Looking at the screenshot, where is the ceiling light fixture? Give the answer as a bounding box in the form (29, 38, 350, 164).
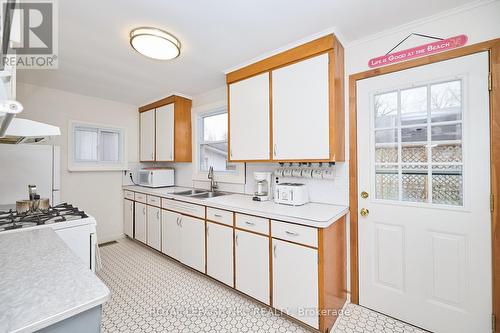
(129, 27, 181, 60)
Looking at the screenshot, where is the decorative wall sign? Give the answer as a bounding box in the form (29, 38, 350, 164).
(368, 34, 468, 68)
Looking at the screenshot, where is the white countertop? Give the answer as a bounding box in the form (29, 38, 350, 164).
(0, 228, 110, 333)
(123, 185, 348, 228)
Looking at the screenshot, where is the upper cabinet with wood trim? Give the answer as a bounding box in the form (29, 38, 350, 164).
(226, 34, 345, 162)
(139, 95, 192, 162)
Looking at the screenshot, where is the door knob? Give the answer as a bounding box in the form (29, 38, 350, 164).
(361, 191, 369, 199)
(360, 208, 369, 217)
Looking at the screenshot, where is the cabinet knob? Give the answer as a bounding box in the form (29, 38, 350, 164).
(273, 144, 277, 158)
(273, 244, 277, 258)
(235, 233, 238, 246)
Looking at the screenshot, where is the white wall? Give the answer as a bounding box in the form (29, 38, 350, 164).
(17, 83, 138, 243)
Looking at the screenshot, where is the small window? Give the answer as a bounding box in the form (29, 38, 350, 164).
(198, 111, 236, 173)
(69, 121, 127, 171)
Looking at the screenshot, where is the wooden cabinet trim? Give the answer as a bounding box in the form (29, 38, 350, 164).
(226, 35, 335, 84)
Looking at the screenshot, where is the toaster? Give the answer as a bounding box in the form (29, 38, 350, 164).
(274, 183, 309, 206)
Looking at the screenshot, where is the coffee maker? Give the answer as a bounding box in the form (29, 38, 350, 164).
(252, 172, 272, 201)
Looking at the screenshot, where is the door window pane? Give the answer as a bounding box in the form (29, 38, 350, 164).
(402, 126, 427, 142)
(375, 129, 398, 144)
(375, 92, 397, 128)
(375, 165, 398, 200)
(431, 80, 461, 123)
(402, 144, 427, 163)
(432, 166, 463, 206)
(401, 86, 427, 125)
(376, 145, 398, 163)
(402, 166, 428, 203)
(431, 123, 462, 141)
(432, 143, 462, 163)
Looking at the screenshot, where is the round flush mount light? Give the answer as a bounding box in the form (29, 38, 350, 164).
(129, 27, 181, 60)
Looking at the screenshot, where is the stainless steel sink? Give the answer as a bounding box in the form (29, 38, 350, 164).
(172, 189, 208, 196)
(190, 191, 228, 199)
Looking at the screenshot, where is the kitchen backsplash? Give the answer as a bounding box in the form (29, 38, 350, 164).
(123, 162, 348, 206)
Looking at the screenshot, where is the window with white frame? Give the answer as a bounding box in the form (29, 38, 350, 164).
(69, 121, 127, 171)
(199, 111, 236, 172)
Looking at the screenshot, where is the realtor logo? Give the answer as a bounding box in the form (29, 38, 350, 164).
(1, 0, 58, 69)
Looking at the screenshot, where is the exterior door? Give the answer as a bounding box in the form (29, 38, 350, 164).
(357, 52, 491, 333)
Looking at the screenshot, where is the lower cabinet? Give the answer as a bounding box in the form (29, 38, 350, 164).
(146, 206, 161, 251)
(161, 210, 205, 273)
(134, 202, 147, 243)
(272, 239, 319, 329)
(180, 215, 206, 273)
(206, 222, 233, 286)
(235, 230, 270, 305)
(161, 210, 181, 260)
(123, 199, 134, 237)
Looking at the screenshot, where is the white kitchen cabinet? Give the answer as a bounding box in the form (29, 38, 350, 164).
(134, 202, 147, 243)
(206, 222, 233, 286)
(235, 230, 270, 305)
(272, 53, 330, 160)
(155, 104, 175, 161)
(146, 205, 161, 251)
(229, 72, 270, 161)
(140, 110, 155, 161)
(179, 215, 206, 273)
(161, 209, 181, 260)
(123, 199, 134, 237)
(272, 239, 319, 328)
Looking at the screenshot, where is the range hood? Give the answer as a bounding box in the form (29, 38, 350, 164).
(0, 100, 61, 144)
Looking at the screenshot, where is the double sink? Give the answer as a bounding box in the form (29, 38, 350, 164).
(172, 189, 229, 199)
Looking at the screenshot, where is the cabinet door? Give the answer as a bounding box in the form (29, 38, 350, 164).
(235, 230, 270, 305)
(161, 210, 181, 260)
(206, 222, 233, 286)
(140, 110, 155, 161)
(180, 215, 205, 273)
(134, 202, 147, 243)
(229, 72, 270, 161)
(146, 206, 161, 251)
(155, 104, 175, 161)
(123, 199, 134, 237)
(272, 53, 330, 160)
(272, 239, 319, 328)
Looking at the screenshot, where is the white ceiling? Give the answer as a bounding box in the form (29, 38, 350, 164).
(17, 0, 476, 106)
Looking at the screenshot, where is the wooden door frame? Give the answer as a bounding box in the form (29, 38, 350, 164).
(349, 38, 500, 330)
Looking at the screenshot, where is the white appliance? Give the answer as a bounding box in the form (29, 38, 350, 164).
(0, 144, 60, 205)
(138, 167, 175, 188)
(252, 171, 273, 201)
(274, 183, 309, 206)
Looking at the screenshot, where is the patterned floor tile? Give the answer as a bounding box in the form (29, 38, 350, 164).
(97, 238, 426, 333)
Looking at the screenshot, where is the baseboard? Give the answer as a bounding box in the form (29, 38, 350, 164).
(98, 233, 125, 244)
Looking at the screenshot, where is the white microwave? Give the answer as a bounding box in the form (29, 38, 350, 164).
(138, 168, 175, 188)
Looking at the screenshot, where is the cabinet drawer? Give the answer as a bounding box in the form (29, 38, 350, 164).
(134, 192, 147, 203)
(124, 190, 135, 200)
(162, 199, 205, 219)
(147, 195, 161, 207)
(235, 214, 269, 235)
(206, 208, 233, 226)
(271, 220, 318, 248)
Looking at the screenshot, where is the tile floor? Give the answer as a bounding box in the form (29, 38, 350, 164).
(97, 238, 427, 333)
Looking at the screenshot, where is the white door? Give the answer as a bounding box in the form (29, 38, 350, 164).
(229, 72, 270, 160)
(357, 52, 491, 333)
(140, 110, 155, 161)
(134, 202, 147, 243)
(161, 210, 181, 260)
(147, 206, 161, 251)
(235, 230, 270, 305)
(272, 53, 329, 160)
(272, 239, 318, 329)
(123, 199, 134, 237)
(180, 215, 205, 273)
(206, 222, 233, 286)
(156, 104, 175, 161)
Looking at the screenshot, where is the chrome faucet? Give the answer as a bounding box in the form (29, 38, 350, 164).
(208, 166, 218, 192)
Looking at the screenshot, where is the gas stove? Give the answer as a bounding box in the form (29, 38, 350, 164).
(0, 203, 89, 232)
